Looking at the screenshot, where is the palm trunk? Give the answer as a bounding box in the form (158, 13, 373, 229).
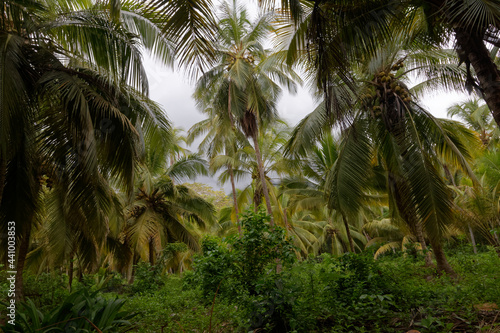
(15, 222, 32, 301)
(148, 238, 155, 266)
(227, 81, 242, 233)
(228, 166, 241, 234)
(341, 213, 355, 253)
(429, 238, 456, 277)
(68, 252, 74, 292)
(468, 224, 478, 254)
(414, 221, 434, 268)
(454, 28, 500, 127)
(251, 132, 274, 225)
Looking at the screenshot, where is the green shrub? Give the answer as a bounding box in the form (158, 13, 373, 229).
(192, 209, 296, 300)
(131, 261, 164, 294)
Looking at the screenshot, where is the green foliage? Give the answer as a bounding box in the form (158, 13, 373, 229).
(192, 209, 296, 299)
(131, 262, 164, 294)
(183, 182, 232, 212)
(123, 275, 239, 332)
(1, 288, 134, 332)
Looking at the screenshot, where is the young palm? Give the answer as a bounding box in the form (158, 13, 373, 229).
(110, 130, 215, 280)
(188, 104, 247, 232)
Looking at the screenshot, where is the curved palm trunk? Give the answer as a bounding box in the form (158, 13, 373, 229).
(414, 221, 434, 268)
(390, 174, 435, 267)
(454, 28, 500, 128)
(341, 213, 355, 253)
(148, 237, 155, 266)
(429, 238, 457, 278)
(468, 224, 478, 254)
(228, 166, 241, 234)
(251, 132, 274, 225)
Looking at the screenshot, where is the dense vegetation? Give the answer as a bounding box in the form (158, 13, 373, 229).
(1, 0, 500, 332)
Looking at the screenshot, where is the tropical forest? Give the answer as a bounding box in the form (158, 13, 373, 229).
(2, 0, 500, 332)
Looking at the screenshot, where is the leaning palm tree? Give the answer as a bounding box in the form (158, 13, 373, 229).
(286, 38, 479, 276)
(194, 1, 300, 224)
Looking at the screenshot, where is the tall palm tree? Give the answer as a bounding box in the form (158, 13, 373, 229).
(194, 1, 300, 224)
(0, 0, 172, 299)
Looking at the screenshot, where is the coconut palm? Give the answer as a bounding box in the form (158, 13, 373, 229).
(194, 1, 300, 224)
(106, 130, 215, 281)
(283, 133, 352, 252)
(286, 38, 479, 276)
(188, 104, 247, 232)
(447, 98, 500, 147)
(273, 0, 500, 129)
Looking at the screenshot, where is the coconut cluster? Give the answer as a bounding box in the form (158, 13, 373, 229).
(364, 61, 412, 118)
(226, 54, 255, 71)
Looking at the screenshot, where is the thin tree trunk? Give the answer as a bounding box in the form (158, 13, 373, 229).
(227, 81, 242, 233)
(454, 28, 500, 128)
(228, 166, 241, 235)
(415, 221, 434, 268)
(363, 230, 371, 243)
(15, 222, 31, 301)
(128, 252, 139, 284)
(341, 213, 355, 253)
(251, 133, 274, 225)
(468, 224, 478, 254)
(429, 238, 457, 278)
(148, 238, 155, 266)
(68, 252, 74, 292)
(78, 260, 83, 282)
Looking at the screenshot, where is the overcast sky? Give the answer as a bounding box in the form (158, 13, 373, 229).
(143, 56, 469, 192)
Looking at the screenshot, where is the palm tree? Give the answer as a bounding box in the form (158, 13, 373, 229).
(286, 38, 479, 276)
(107, 129, 215, 281)
(188, 106, 246, 233)
(272, 0, 500, 130)
(447, 98, 500, 147)
(0, 0, 173, 299)
(283, 133, 357, 252)
(193, 1, 300, 224)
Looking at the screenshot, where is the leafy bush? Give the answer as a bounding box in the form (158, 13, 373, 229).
(192, 209, 296, 299)
(1, 288, 134, 332)
(131, 261, 164, 294)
